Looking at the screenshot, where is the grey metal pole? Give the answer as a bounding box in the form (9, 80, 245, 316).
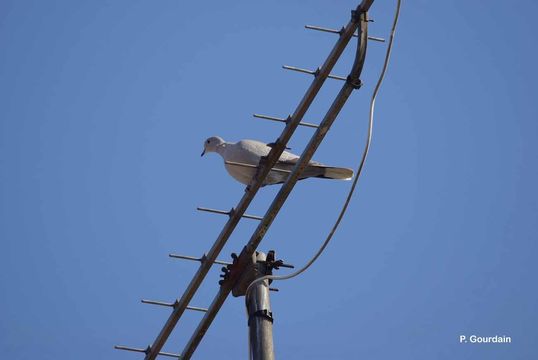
(247, 252, 274, 360)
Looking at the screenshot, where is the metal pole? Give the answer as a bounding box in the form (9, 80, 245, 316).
(247, 252, 274, 360)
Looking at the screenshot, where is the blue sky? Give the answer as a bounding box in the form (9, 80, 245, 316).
(1, 1, 537, 359)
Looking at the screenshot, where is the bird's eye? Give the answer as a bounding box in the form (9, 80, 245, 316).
(206, 140, 210, 144)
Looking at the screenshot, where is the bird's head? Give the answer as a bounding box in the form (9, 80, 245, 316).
(201, 136, 225, 156)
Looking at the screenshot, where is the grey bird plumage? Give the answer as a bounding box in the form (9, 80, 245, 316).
(201, 136, 353, 186)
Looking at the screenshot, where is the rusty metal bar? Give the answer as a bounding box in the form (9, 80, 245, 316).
(141, 299, 209, 312)
(360, 0, 375, 11)
(179, 5, 371, 359)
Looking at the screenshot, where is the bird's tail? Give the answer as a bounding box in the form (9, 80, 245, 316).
(321, 166, 354, 180)
(298, 165, 354, 180)
(275, 161, 354, 181)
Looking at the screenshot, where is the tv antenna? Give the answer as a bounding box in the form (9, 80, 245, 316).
(115, 0, 401, 358)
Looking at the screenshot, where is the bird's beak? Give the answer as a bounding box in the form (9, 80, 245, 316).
(201, 149, 206, 157)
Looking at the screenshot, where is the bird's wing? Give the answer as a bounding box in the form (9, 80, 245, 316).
(276, 156, 324, 167)
(235, 139, 298, 161)
(236, 139, 323, 166)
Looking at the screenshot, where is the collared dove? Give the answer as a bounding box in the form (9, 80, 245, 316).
(201, 136, 353, 186)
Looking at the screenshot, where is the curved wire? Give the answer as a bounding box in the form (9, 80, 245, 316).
(245, 0, 402, 308)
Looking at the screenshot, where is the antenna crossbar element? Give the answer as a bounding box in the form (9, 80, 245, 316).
(142, 299, 175, 307)
(182, 305, 208, 313)
(178, 5, 371, 359)
(142, 2, 371, 359)
(225, 161, 292, 174)
(197, 206, 263, 221)
(114, 346, 180, 359)
(305, 25, 385, 42)
(360, 0, 375, 11)
(141, 299, 209, 312)
(169, 253, 232, 266)
(253, 114, 319, 128)
(283, 65, 347, 81)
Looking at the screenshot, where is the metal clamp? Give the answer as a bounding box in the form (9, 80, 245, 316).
(346, 75, 363, 89)
(248, 309, 274, 326)
(218, 252, 238, 286)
